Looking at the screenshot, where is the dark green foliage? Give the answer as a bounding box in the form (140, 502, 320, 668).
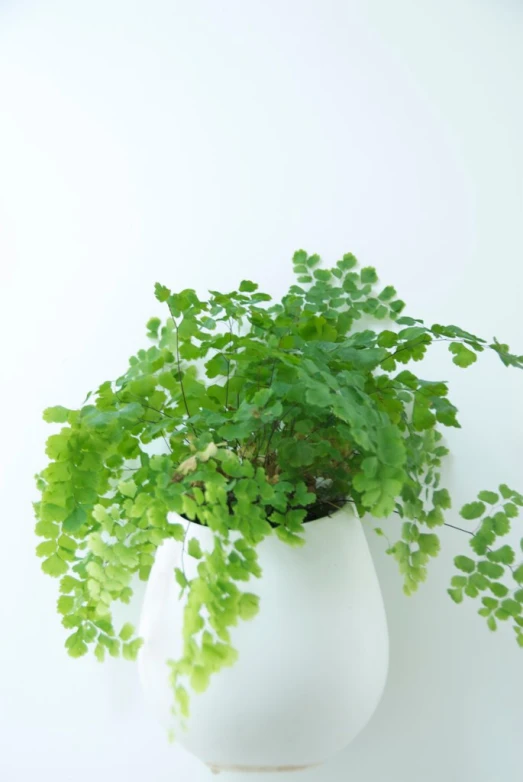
(36, 249, 523, 724)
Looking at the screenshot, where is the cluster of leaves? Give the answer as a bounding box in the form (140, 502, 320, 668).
(35, 250, 523, 721)
(448, 485, 523, 646)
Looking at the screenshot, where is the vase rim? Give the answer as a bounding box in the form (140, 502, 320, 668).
(168, 502, 353, 533)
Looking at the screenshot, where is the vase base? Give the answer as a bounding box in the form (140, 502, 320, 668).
(207, 762, 320, 774)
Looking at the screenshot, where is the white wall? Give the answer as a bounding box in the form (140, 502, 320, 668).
(0, 1, 522, 780)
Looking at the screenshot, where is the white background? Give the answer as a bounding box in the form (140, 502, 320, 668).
(0, 1, 522, 780)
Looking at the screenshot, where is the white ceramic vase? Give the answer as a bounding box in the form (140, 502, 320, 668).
(138, 506, 388, 773)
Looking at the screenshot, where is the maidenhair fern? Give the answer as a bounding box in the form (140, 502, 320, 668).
(35, 250, 523, 721)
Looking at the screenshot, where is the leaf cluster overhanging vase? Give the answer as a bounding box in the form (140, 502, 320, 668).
(138, 506, 388, 773)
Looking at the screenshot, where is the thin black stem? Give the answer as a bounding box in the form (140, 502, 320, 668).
(225, 318, 233, 411)
(161, 434, 173, 454)
(167, 306, 196, 435)
(443, 522, 473, 535)
(140, 402, 175, 419)
(338, 496, 485, 542)
(378, 333, 487, 370)
(175, 327, 192, 421)
(225, 359, 230, 410)
(378, 336, 431, 367)
(262, 420, 280, 466)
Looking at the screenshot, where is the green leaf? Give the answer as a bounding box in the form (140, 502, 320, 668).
(305, 385, 332, 407)
(175, 685, 190, 718)
(418, 534, 440, 557)
(65, 631, 88, 658)
(448, 587, 463, 604)
(146, 316, 161, 336)
(513, 564, 523, 584)
(493, 512, 509, 536)
(175, 568, 188, 589)
(377, 330, 398, 348)
(389, 299, 406, 315)
(454, 555, 475, 574)
(118, 479, 137, 499)
(460, 501, 486, 520)
(238, 593, 260, 620)
(489, 582, 509, 598)
(57, 596, 74, 615)
(43, 406, 70, 423)
(478, 490, 499, 505)
(35, 520, 59, 539)
(239, 280, 258, 292)
(36, 540, 57, 557)
(187, 539, 203, 559)
(470, 534, 489, 556)
(190, 666, 210, 693)
(412, 400, 436, 431)
(486, 546, 515, 565)
(62, 506, 87, 533)
(279, 441, 315, 468)
(360, 267, 378, 284)
(501, 599, 521, 617)
(449, 342, 477, 368)
(122, 639, 143, 661)
(398, 326, 427, 341)
(154, 282, 170, 302)
(292, 249, 308, 265)
(119, 623, 135, 641)
(182, 495, 198, 520)
(41, 554, 68, 577)
(426, 507, 444, 528)
(205, 353, 229, 378)
(477, 561, 504, 579)
(464, 583, 479, 598)
(218, 421, 253, 441)
(470, 573, 488, 591)
(433, 489, 451, 510)
(376, 425, 406, 467)
(275, 526, 305, 547)
(87, 561, 105, 581)
(378, 286, 397, 302)
(60, 576, 80, 593)
(353, 468, 403, 517)
(305, 253, 321, 268)
(499, 484, 514, 500)
(361, 456, 379, 477)
(337, 253, 358, 271)
(487, 616, 497, 632)
(432, 398, 460, 428)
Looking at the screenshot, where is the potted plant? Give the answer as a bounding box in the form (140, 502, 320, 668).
(35, 250, 523, 773)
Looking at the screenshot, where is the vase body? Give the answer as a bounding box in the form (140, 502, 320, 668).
(138, 506, 388, 773)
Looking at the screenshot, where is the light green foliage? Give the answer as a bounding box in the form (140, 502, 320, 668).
(36, 249, 523, 729)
